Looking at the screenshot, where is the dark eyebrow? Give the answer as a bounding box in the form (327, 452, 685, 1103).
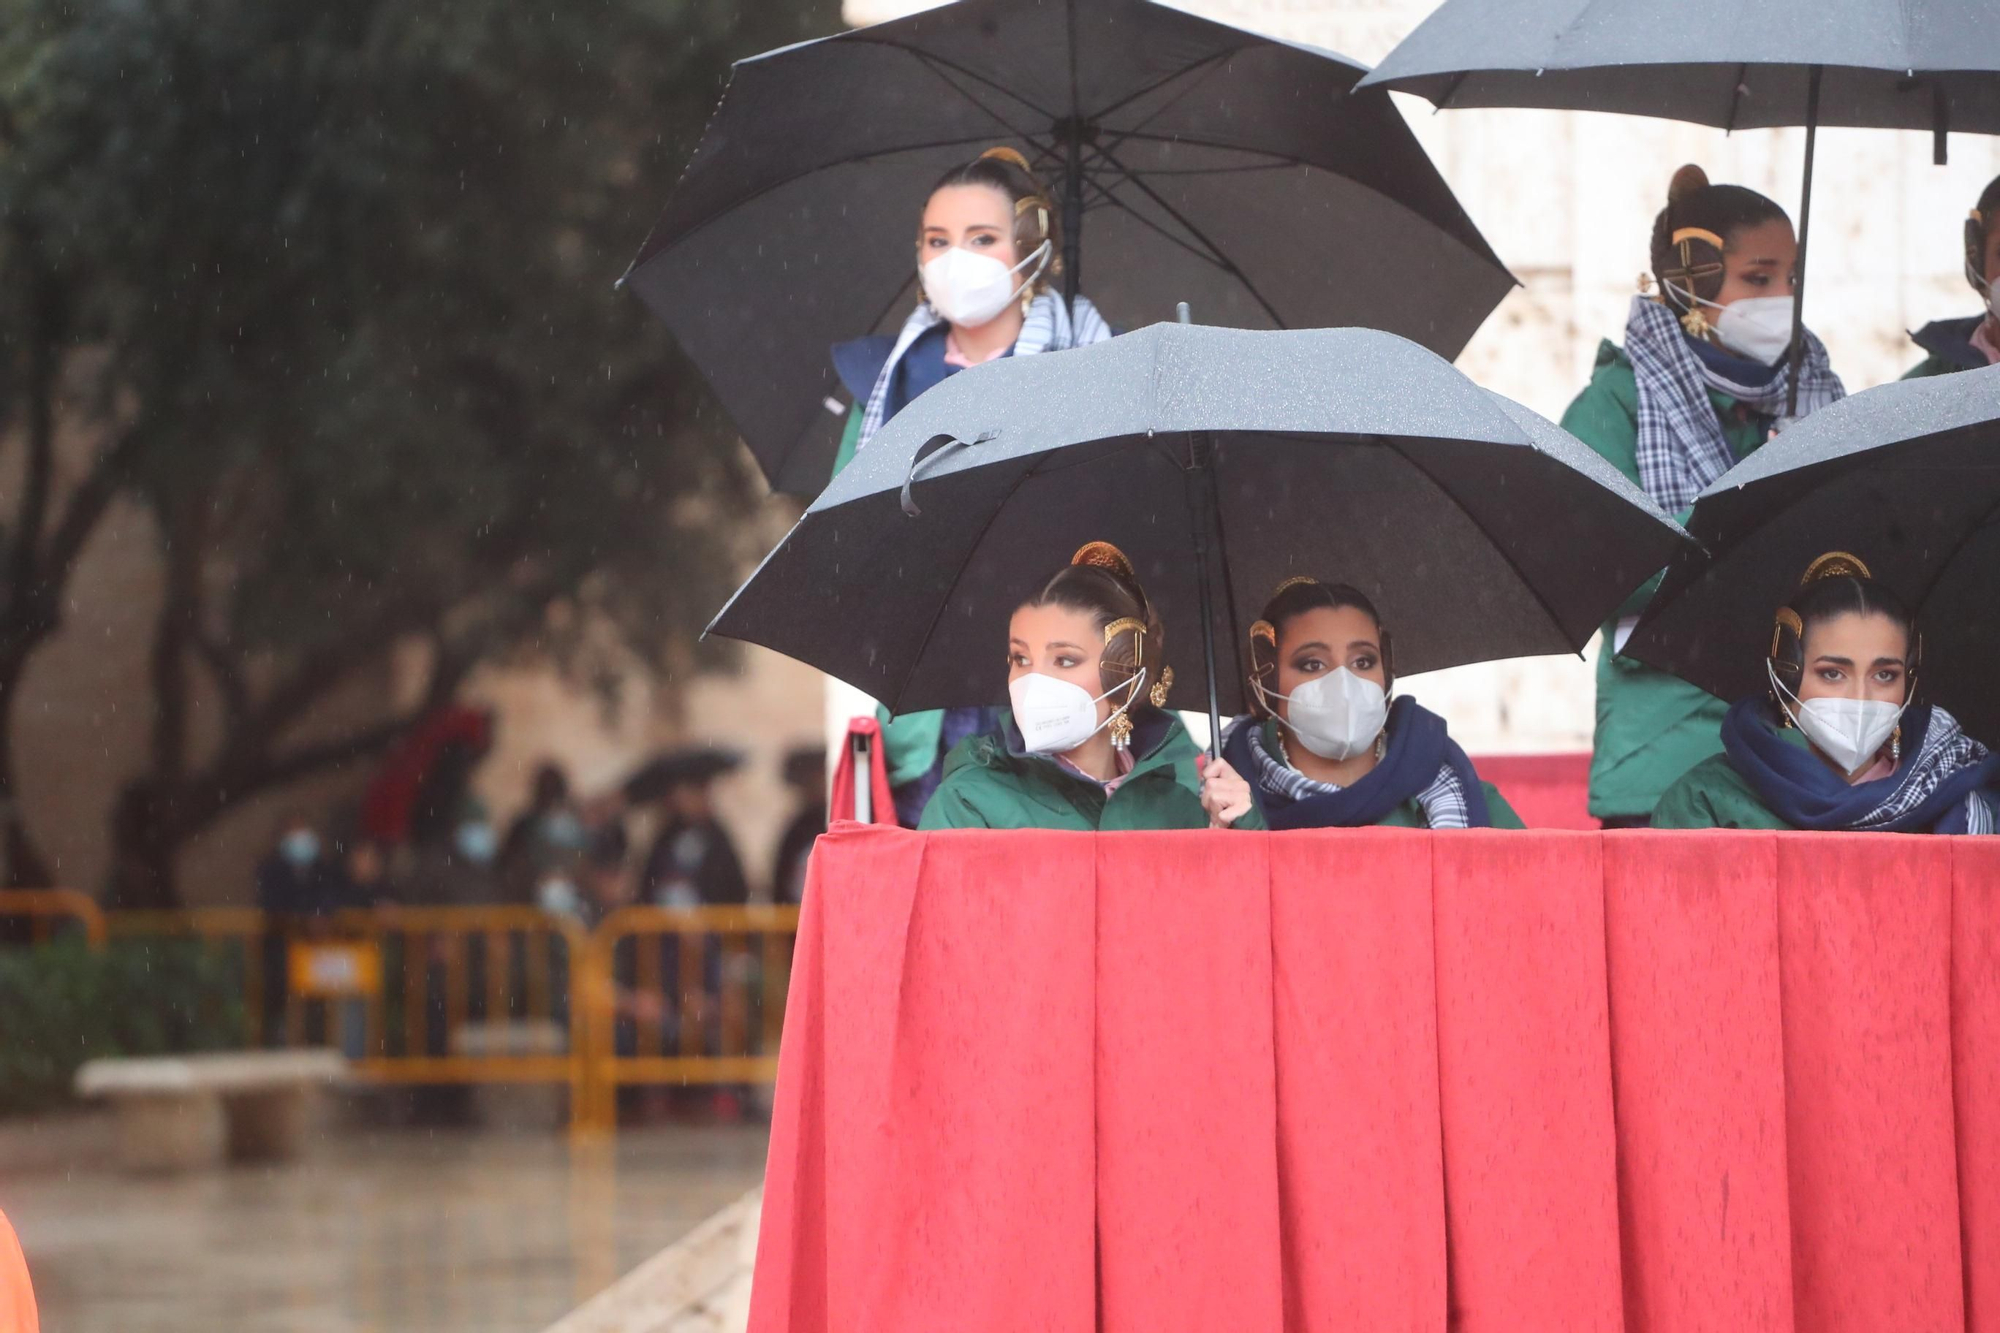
(1047, 640, 1086, 653)
(1870, 656, 1907, 669)
(1812, 655, 1855, 667)
(1742, 257, 1783, 266)
(1346, 639, 1380, 653)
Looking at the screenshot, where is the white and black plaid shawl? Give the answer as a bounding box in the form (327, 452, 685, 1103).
(1854, 705, 1996, 834)
(1624, 296, 1844, 512)
(857, 291, 1111, 448)
(1246, 721, 1472, 829)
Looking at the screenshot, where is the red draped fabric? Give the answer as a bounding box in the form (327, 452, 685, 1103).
(749, 825, 2000, 1333)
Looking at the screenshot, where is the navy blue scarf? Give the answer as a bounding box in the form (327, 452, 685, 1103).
(1221, 696, 1492, 830)
(1721, 698, 2000, 834)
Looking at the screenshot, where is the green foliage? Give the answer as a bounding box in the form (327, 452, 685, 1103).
(0, 0, 840, 897)
(0, 937, 246, 1115)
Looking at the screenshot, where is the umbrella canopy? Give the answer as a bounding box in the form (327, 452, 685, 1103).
(1624, 364, 2000, 742)
(1358, 0, 2000, 133)
(1360, 0, 2000, 419)
(622, 746, 745, 804)
(623, 0, 1514, 494)
(706, 321, 1689, 724)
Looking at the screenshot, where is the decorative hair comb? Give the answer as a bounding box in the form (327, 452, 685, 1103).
(1071, 541, 1136, 580)
(1267, 574, 1319, 599)
(1798, 550, 1872, 587)
(979, 146, 1034, 172)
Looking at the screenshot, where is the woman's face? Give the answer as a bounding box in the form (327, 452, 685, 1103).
(1271, 605, 1386, 720)
(1713, 218, 1798, 307)
(920, 183, 1020, 272)
(1796, 611, 1911, 707)
(1010, 602, 1116, 723)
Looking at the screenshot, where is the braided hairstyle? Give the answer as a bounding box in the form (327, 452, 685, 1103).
(1650, 164, 1789, 316)
(1020, 541, 1163, 708)
(1247, 578, 1392, 717)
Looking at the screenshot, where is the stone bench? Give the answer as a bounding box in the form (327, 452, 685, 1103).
(75, 1050, 346, 1173)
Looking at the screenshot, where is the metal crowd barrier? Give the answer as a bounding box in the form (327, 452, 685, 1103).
(1, 897, 799, 1137)
(574, 905, 799, 1134)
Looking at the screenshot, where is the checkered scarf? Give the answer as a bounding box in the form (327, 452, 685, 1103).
(1624, 295, 1844, 511)
(1244, 720, 1473, 829)
(857, 291, 1111, 447)
(1852, 705, 1995, 834)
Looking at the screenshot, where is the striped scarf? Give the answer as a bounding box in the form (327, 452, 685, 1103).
(857, 291, 1111, 448)
(1244, 720, 1473, 829)
(1624, 295, 1844, 512)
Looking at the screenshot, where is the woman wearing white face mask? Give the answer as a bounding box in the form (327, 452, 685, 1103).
(1654, 553, 2000, 833)
(1905, 173, 2000, 378)
(918, 542, 1258, 832)
(1562, 164, 1847, 829)
(1217, 578, 1522, 830)
(829, 147, 1114, 829)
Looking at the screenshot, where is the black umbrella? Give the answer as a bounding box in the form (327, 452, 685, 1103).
(1624, 364, 2000, 742)
(705, 319, 1690, 752)
(622, 0, 1515, 494)
(622, 747, 745, 805)
(1359, 0, 2000, 417)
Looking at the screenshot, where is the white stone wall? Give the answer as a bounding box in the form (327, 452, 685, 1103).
(842, 0, 2000, 753)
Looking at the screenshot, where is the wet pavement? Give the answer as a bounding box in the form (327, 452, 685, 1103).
(2, 1114, 769, 1333)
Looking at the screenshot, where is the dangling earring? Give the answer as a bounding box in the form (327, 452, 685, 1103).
(1020, 283, 1035, 318)
(1148, 666, 1174, 709)
(1891, 724, 1902, 767)
(1679, 304, 1710, 339)
(1108, 710, 1133, 752)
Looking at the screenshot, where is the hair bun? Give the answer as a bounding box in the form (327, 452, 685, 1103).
(1669, 164, 1711, 204)
(1071, 540, 1136, 581)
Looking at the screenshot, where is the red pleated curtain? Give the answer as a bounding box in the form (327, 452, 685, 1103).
(750, 825, 2000, 1333)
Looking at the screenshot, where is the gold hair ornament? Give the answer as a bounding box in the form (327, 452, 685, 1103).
(1149, 666, 1173, 709)
(1071, 541, 1137, 580)
(1798, 550, 1873, 586)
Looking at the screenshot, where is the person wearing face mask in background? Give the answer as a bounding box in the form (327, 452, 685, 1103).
(1905, 173, 2000, 378)
(918, 542, 1257, 832)
(1218, 578, 1522, 830)
(1653, 554, 2000, 832)
(255, 813, 338, 1047)
(830, 147, 1115, 829)
(1562, 164, 1847, 829)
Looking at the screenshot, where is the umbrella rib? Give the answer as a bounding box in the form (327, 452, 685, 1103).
(891, 461, 1040, 713)
(1089, 190, 1237, 271)
(1723, 63, 1748, 133)
(1386, 435, 1596, 653)
(1089, 141, 1286, 324)
(852, 36, 1060, 122)
(1065, 0, 1082, 120)
(905, 50, 1054, 145)
(1091, 48, 1244, 137)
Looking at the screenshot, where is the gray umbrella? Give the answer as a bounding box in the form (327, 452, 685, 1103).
(1359, 0, 2000, 416)
(1624, 364, 2000, 743)
(706, 320, 1689, 750)
(621, 0, 1514, 495)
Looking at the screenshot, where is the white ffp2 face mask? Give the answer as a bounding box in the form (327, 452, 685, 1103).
(1258, 667, 1388, 762)
(920, 241, 1050, 329)
(1713, 296, 1798, 366)
(1009, 667, 1142, 756)
(1769, 662, 1905, 780)
(1666, 280, 1796, 367)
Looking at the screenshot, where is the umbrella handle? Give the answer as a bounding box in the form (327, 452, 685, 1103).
(899, 431, 994, 517)
(1784, 65, 1821, 422)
